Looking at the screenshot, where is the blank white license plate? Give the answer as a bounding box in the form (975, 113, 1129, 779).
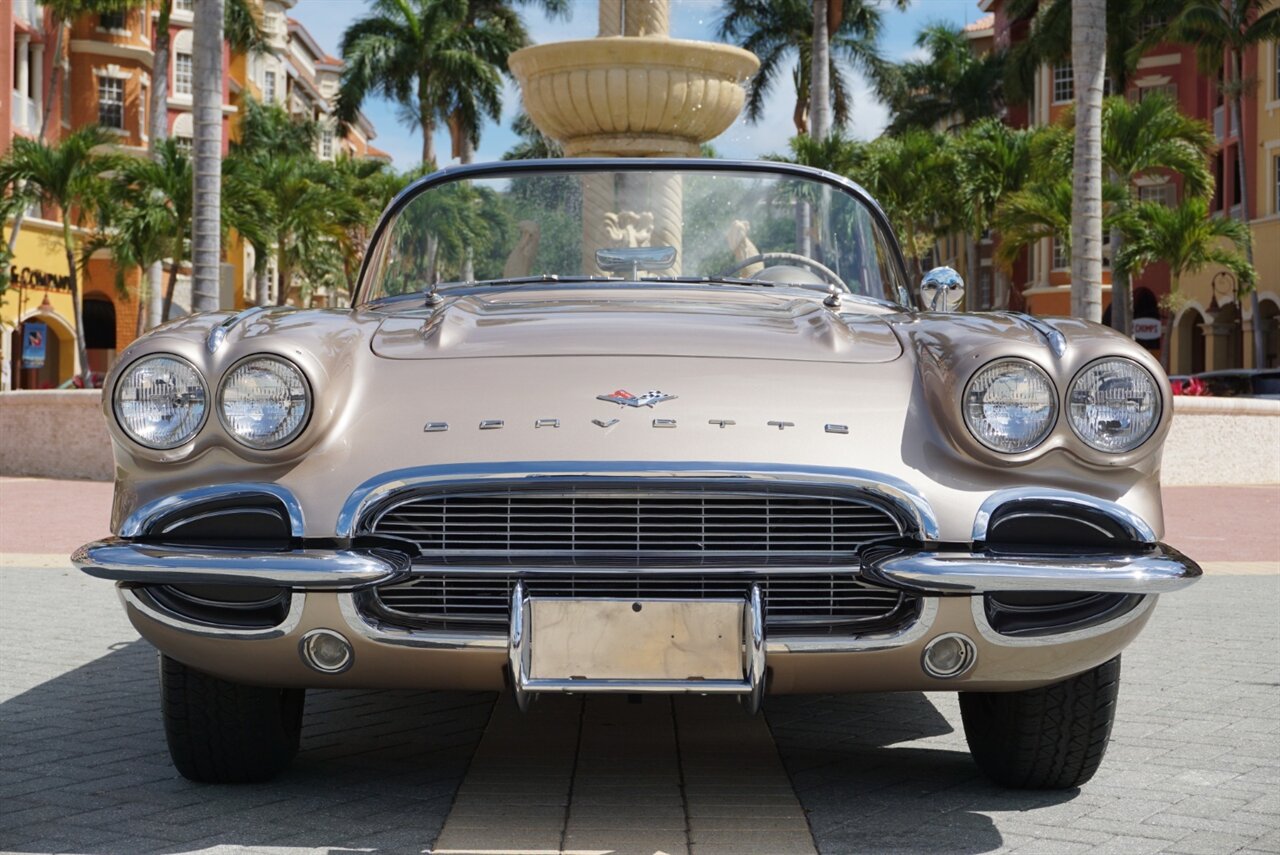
(527, 598, 745, 681)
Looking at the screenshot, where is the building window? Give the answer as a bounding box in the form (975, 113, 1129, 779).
(321, 129, 334, 159)
(97, 76, 124, 129)
(1139, 82, 1177, 103)
(1052, 237, 1068, 270)
(1139, 183, 1177, 208)
(99, 11, 126, 30)
(175, 136, 192, 154)
(976, 268, 994, 310)
(1140, 15, 1167, 38)
(140, 84, 148, 134)
(1275, 42, 1280, 101)
(175, 0, 194, 10)
(263, 70, 276, 102)
(1053, 62, 1074, 103)
(1275, 154, 1280, 213)
(174, 52, 193, 96)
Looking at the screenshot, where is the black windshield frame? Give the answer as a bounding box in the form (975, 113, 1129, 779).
(353, 158, 914, 308)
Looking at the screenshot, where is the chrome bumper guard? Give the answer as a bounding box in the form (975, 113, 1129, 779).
(507, 581, 767, 714)
(73, 538, 411, 590)
(863, 543, 1201, 595)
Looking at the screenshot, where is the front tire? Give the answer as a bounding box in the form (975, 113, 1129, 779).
(959, 656, 1120, 789)
(160, 654, 305, 783)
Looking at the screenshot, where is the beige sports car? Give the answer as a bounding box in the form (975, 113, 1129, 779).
(76, 159, 1200, 787)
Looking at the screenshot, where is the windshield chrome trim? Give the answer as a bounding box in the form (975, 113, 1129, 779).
(353, 158, 911, 307)
(333, 460, 940, 542)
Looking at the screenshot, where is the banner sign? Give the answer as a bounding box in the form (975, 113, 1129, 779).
(1132, 318, 1162, 342)
(22, 322, 48, 369)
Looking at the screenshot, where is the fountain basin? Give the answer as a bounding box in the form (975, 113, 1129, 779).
(509, 38, 760, 157)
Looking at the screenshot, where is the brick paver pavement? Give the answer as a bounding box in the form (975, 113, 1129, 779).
(1, 477, 1277, 854)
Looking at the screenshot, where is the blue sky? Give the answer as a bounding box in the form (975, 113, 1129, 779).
(292, 0, 985, 169)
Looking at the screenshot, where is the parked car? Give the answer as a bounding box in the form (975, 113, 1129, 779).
(1191, 368, 1280, 400)
(75, 159, 1200, 788)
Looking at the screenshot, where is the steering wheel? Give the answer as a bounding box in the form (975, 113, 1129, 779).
(717, 252, 848, 290)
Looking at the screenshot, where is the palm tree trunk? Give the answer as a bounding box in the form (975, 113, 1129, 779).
(1231, 49, 1264, 367)
(1070, 0, 1106, 322)
(191, 0, 224, 313)
(145, 1, 173, 331)
(809, 0, 831, 140)
(163, 261, 180, 322)
(255, 263, 270, 307)
(277, 254, 292, 307)
(62, 221, 90, 384)
(966, 234, 978, 311)
(1110, 224, 1130, 334)
(1160, 272, 1179, 372)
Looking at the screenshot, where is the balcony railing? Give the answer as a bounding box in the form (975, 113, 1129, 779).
(11, 92, 38, 133)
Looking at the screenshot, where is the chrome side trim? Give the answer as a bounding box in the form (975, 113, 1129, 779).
(120, 483, 306, 539)
(995, 311, 1068, 358)
(763, 597, 939, 653)
(337, 592, 508, 650)
(120, 586, 307, 640)
(75, 539, 410, 589)
(972, 487, 1159, 544)
(334, 461, 940, 542)
(970, 593, 1157, 647)
(863, 545, 1201, 595)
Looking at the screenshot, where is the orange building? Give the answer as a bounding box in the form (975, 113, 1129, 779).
(2, 0, 387, 389)
(981, 0, 1280, 370)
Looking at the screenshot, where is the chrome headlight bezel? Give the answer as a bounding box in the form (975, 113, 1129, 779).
(962, 357, 1059, 454)
(216, 354, 313, 450)
(112, 353, 209, 450)
(1066, 357, 1162, 453)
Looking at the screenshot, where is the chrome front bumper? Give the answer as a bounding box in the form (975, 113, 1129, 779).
(73, 539, 410, 589)
(73, 539, 1200, 596)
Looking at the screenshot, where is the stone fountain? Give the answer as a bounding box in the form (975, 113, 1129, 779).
(508, 0, 759, 274)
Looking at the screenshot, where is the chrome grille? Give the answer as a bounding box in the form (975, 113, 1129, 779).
(369, 572, 917, 637)
(366, 483, 904, 565)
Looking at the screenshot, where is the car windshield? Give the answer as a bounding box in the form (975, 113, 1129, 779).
(360, 164, 911, 306)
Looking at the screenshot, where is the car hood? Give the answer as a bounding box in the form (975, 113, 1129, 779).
(369, 287, 904, 363)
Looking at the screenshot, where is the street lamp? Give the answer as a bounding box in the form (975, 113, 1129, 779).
(1208, 270, 1243, 368)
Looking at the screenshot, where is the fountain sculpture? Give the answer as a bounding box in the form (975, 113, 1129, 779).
(508, 0, 759, 275)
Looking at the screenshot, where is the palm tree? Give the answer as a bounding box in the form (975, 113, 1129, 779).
(1070, 0, 1107, 323)
(337, 0, 522, 167)
(94, 140, 191, 327)
(0, 126, 121, 382)
(848, 130, 960, 284)
(502, 112, 563, 161)
(1116, 197, 1255, 369)
(1163, 0, 1280, 366)
(717, 0, 903, 136)
(1101, 94, 1214, 334)
(886, 24, 1006, 134)
(952, 120, 1035, 307)
(191, 0, 225, 313)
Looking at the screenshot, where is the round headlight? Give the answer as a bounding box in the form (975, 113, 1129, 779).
(113, 355, 207, 449)
(218, 356, 310, 449)
(1068, 358, 1160, 453)
(963, 359, 1057, 453)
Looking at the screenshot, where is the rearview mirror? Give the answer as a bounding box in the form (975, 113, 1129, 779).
(596, 246, 678, 280)
(920, 266, 965, 312)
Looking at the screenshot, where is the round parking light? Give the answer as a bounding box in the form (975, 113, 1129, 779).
(300, 629, 353, 674)
(922, 633, 976, 679)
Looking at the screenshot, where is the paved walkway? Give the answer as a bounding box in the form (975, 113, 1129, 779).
(1, 478, 1277, 854)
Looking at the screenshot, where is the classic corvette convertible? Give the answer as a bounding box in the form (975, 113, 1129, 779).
(75, 159, 1200, 787)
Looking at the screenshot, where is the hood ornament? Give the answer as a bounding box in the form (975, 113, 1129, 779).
(598, 389, 676, 408)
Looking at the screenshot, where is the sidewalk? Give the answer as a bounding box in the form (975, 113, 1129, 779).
(2, 476, 1275, 569)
